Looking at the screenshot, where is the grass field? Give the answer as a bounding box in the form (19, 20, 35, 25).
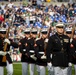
(4, 62, 75, 75)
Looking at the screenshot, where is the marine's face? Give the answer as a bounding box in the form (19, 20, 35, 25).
(66, 33, 72, 38)
(0, 33, 6, 38)
(74, 35, 76, 39)
(25, 34, 30, 38)
(42, 33, 48, 39)
(56, 27, 64, 35)
(31, 33, 37, 38)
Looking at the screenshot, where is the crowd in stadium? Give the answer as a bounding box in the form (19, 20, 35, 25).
(0, 1, 76, 60)
(0, 2, 76, 34)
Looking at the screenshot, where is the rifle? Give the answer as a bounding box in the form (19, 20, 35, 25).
(41, 28, 49, 59)
(40, 39, 48, 59)
(48, 26, 51, 38)
(71, 24, 76, 39)
(2, 27, 10, 62)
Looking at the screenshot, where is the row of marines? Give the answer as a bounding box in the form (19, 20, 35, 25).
(0, 23, 76, 75)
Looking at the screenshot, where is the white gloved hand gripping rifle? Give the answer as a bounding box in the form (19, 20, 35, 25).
(41, 54, 46, 59)
(41, 38, 48, 59)
(0, 51, 7, 56)
(30, 54, 37, 61)
(4, 38, 10, 44)
(0, 50, 12, 56)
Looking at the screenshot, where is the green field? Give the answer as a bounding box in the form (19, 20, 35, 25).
(4, 62, 75, 75)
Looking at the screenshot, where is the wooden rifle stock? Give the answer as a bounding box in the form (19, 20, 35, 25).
(44, 41, 47, 55)
(71, 24, 75, 39)
(2, 27, 10, 62)
(44, 27, 50, 55)
(48, 27, 51, 38)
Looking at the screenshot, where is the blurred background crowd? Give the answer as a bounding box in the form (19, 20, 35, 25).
(0, 0, 76, 61)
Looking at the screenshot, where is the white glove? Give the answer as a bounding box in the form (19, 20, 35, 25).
(68, 62, 72, 66)
(7, 50, 12, 55)
(47, 62, 52, 71)
(70, 38, 73, 43)
(4, 39, 10, 44)
(45, 38, 48, 43)
(47, 62, 52, 67)
(41, 55, 46, 59)
(50, 54, 52, 59)
(0, 51, 7, 56)
(30, 54, 37, 61)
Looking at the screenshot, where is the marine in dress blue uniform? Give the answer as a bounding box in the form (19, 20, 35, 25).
(28, 28, 38, 75)
(46, 23, 70, 75)
(0, 28, 18, 75)
(19, 28, 31, 75)
(69, 30, 76, 75)
(65, 27, 73, 75)
(34, 28, 48, 75)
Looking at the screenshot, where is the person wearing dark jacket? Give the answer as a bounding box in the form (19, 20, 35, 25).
(28, 28, 38, 75)
(34, 28, 48, 75)
(65, 27, 73, 75)
(69, 30, 76, 75)
(46, 23, 70, 75)
(0, 28, 18, 75)
(19, 28, 31, 75)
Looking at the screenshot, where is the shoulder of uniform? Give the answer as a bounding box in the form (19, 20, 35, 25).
(22, 38, 26, 41)
(63, 34, 70, 38)
(49, 34, 55, 39)
(20, 38, 27, 42)
(35, 38, 40, 41)
(48, 35, 53, 40)
(19, 39, 23, 45)
(19, 38, 23, 42)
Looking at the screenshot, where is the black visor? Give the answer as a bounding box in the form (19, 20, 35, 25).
(32, 32, 37, 34)
(41, 32, 47, 34)
(56, 26, 64, 28)
(0, 31, 6, 34)
(24, 32, 30, 34)
(66, 31, 72, 34)
(30, 21, 33, 24)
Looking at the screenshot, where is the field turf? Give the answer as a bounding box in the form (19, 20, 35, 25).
(4, 62, 75, 75)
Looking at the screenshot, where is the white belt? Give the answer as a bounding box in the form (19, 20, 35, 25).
(23, 49, 26, 51)
(30, 50, 34, 53)
(39, 52, 44, 54)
